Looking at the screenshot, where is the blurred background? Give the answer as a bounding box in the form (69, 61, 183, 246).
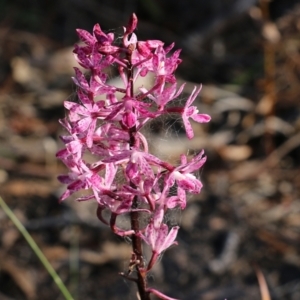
(0, 0, 300, 299)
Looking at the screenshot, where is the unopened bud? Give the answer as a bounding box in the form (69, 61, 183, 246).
(126, 13, 138, 34)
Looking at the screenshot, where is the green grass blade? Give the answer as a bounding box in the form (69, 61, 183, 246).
(0, 195, 74, 300)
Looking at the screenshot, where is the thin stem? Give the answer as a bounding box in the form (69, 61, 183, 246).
(126, 44, 151, 300)
(130, 207, 151, 300)
(0, 195, 74, 300)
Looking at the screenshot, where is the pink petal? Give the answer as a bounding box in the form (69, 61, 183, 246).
(72, 68, 89, 90)
(66, 141, 83, 160)
(76, 29, 96, 46)
(153, 208, 164, 228)
(147, 288, 179, 300)
(186, 85, 201, 107)
(158, 226, 179, 253)
(164, 42, 175, 54)
(102, 151, 131, 164)
(191, 113, 211, 123)
(64, 101, 78, 110)
(74, 46, 91, 68)
(144, 223, 157, 249)
(77, 89, 93, 106)
(105, 163, 117, 187)
(98, 45, 120, 55)
(59, 189, 71, 202)
(75, 117, 91, 133)
(146, 40, 164, 49)
(182, 117, 194, 139)
(86, 119, 97, 148)
(56, 148, 68, 159)
(177, 187, 186, 209)
(122, 111, 137, 128)
(137, 41, 152, 56)
(77, 194, 95, 201)
(57, 175, 73, 184)
(155, 224, 169, 252)
(165, 196, 180, 209)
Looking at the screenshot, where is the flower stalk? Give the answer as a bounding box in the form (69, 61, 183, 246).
(57, 13, 210, 300)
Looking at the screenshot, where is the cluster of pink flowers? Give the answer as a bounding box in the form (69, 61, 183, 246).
(56, 13, 210, 299)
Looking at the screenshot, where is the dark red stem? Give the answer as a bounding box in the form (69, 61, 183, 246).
(130, 204, 151, 300)
(126, 42, 151, 300)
